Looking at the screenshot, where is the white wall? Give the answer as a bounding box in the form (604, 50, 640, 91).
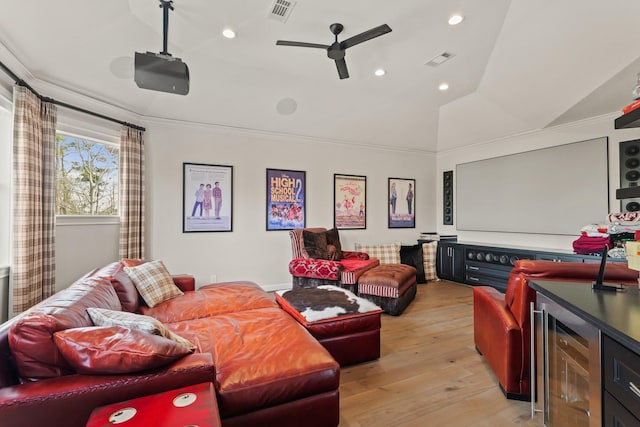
(437, 113, 640, 251)
(145, 119, 437, 290)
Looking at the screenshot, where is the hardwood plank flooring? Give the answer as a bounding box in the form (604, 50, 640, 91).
(338, 281, 541, 427)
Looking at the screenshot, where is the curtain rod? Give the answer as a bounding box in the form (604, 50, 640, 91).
(0, 60, 145, 132)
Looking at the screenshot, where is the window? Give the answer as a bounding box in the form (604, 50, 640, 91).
(55, 132, 118, 216)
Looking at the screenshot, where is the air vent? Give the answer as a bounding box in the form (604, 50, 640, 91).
(426, 52, 455, 67)
(268, 0, 296, 23)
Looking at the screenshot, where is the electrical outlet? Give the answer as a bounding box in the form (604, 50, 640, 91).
(210, 274, 217, 283)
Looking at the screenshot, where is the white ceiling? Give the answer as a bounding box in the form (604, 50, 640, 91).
(1, 0, 640, 152)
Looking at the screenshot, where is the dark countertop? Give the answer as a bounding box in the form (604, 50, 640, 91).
(439, 240, 578, 255)
(530, 279, 640, 354)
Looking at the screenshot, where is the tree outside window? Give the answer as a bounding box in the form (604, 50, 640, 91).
(55, 133, 118, 215)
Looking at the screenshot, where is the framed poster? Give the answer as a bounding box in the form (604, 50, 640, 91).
(388, 177, 415, 228)
(266, 168, 306, 231)
(183, 163, 233, 232)
(334, 174, 366, 229)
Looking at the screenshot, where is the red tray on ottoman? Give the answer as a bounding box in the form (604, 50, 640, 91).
(276, 286, 383, 366)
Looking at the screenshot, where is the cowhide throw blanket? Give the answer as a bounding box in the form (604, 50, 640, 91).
(277, 285, 380, 322)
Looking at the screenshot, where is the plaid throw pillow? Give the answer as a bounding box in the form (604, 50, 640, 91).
(87, 307, 196, 351)
(422, 241, 439, 281)
(124, 260, 183, 307)
(354, 243, 401, 264)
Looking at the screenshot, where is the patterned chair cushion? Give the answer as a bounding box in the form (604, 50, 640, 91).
(124, 260, 184, 307)
(339, 258, 380, 285)
(354, 243, 401, 265)
(289, 258, 342, 281)
(422, 241, 439, 281)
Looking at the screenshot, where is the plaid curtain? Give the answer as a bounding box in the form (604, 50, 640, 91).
(119, 126, 145, 259)
(10, 85, 57, 314)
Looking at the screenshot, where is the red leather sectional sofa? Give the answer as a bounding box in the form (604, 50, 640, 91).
(0, 261, 340, 427)
(473, 259, 638, 399)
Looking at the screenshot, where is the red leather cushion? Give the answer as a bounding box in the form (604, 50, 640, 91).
(166, 308, 339, 419)
(94, 262, 140, 312)
(141, 281, 277, 323)
(9, 277, 122, 380)
(121, 258, 145, 268)
(54, 326, 191, 374)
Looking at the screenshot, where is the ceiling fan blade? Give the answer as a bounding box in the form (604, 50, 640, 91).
(340, 24, 392, 49)
(335, 58, 349, 79)
(276, 40, 330, 49)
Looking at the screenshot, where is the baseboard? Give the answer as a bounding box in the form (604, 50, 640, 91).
(261, 282, 292, 293)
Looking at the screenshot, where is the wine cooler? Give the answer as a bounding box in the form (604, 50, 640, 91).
(532, 294, 601, 426)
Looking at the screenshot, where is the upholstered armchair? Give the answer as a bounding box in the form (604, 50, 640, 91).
(288, 227, 379, 293)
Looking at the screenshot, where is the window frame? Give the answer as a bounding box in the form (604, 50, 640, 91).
(55, 123, 120, 224)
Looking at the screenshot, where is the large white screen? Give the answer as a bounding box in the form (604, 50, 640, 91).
(456, 137, 609, 235)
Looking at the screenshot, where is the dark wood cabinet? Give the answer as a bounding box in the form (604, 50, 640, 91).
(436, 241, 624, 291)
(436, 241, 464, 282)
(603, 335, 640, 426)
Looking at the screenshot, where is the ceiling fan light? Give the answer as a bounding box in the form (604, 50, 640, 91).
(439, 82, 449, 91)
(448, 14, 464, 26)
(222, 28, 236, 39)
(374, 68, 386, 77)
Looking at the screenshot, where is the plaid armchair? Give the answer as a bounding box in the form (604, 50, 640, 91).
(288, 228, 379, 293)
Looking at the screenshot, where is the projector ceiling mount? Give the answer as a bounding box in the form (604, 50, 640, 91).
(134, 0, 190, 95)
(276, 23, 392, 79)
(159, 0, 173, 56)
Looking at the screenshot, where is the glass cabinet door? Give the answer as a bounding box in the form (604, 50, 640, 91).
(537, 294, 601, 427)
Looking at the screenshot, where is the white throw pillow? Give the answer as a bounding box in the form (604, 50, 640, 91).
(87, 307, 196, 351)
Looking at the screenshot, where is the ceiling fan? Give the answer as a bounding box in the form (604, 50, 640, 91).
(276, 23, 392, 79)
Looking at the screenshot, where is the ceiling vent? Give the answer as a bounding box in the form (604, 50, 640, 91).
(268, 0, 296, 23)
(426, 52, 455, 67)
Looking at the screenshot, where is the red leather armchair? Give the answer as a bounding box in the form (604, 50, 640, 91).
(473, 259, 638, 399)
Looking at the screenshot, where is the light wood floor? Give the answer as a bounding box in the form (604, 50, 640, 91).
(338, 281, 541, 427)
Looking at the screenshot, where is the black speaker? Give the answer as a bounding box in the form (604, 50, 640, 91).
(620, 139, 640, 212)
(443, 170, 453, 225)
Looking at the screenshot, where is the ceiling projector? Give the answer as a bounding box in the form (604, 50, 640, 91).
(134, 52, 190, 95)
(133, 0, 189, 95)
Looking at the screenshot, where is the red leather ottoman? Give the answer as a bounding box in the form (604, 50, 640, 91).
(276, 286, 383, 366)
(357, 264, 417, 316)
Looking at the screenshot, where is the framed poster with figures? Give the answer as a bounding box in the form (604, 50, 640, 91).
(183, 163, 233, 232)
(266, 168, 306, 231)
(388, 177, 415, 228)
(334, 174, 366, 230)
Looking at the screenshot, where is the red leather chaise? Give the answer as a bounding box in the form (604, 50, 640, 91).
(473, 259, 638, 399)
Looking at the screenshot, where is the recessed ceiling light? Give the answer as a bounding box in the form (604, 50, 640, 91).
(448, 14, 464, 25)
(374, 68, 386, 77)
(222, 28, 236, 39)
(438, 82, 449, 91)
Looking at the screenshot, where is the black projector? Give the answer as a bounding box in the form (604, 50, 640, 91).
(134, 52, 190, 95)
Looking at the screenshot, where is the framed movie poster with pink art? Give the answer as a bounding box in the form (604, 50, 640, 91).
(334, 173, 366, 230)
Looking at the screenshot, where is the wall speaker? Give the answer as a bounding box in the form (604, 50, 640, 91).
(619, 139, 640, 212)
(443, 170, 454, 225)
